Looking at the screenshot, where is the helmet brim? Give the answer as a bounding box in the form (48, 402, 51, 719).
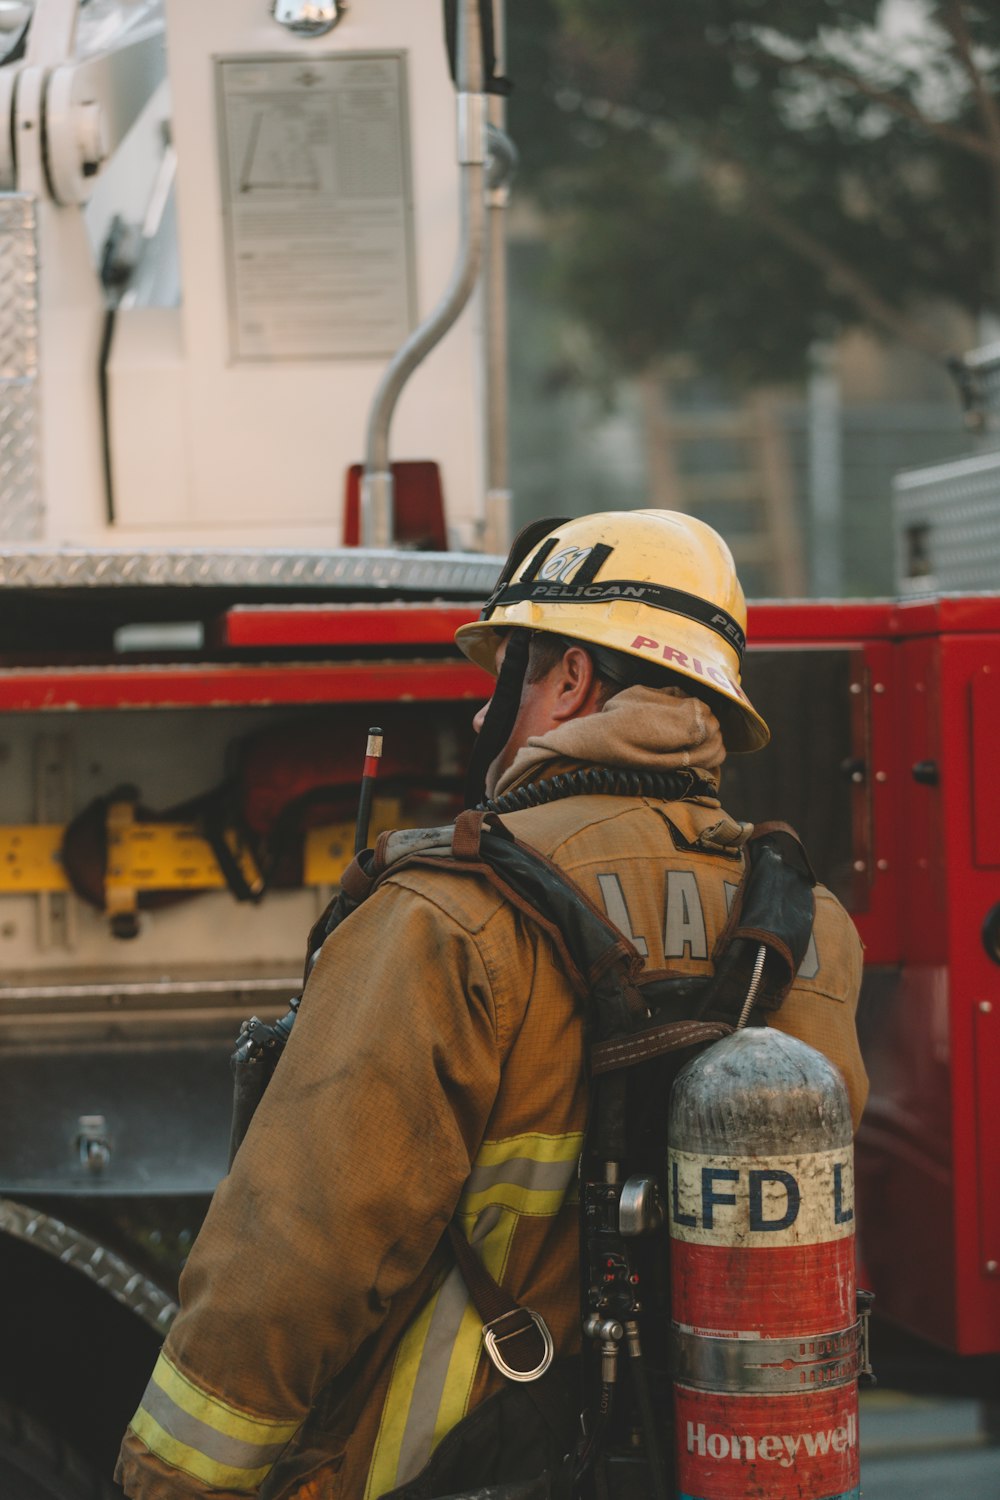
(455, 618, 770, 753)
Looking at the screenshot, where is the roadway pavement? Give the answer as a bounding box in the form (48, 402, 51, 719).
(861, 1388, 1000, 1498)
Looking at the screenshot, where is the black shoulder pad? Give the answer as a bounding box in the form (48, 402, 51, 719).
(696, 823, 816, 1024)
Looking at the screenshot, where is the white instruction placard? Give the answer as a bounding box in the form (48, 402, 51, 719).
(217, 52, 416, 361)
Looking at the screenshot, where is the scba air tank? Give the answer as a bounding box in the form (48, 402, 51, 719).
(668, 1028, 861, 1500)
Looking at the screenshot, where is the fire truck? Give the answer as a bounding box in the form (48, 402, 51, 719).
(0, 2, 996, 1495)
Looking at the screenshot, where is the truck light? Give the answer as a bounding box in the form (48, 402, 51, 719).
(272, 1, 344, 37)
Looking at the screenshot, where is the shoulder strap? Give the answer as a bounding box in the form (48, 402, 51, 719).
(332, 808, 816, 1039)
(371, 809, 735, 1059)
(373, 809, 650, 1039)
(692, 821, 816, 1024)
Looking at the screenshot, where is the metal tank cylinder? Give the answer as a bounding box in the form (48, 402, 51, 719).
(668, 1027, 860, 1500)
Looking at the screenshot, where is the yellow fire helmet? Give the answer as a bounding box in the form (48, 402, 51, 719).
(456, 509, 770, 752)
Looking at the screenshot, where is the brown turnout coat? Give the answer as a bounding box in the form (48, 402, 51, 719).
(117, 781, 866, 1500)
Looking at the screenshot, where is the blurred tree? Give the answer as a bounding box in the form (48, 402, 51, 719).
(505, 0, 999, 385)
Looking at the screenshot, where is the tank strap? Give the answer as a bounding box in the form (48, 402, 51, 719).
(445, 1223, 567, 1438)
(590, 1017, 731, 1075)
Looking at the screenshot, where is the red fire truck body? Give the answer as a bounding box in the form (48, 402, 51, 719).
(748, 595, 1000, 1361)
(3, 590, 993, 1363)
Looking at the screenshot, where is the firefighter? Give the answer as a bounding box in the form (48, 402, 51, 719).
(116, 510, 867, 1500)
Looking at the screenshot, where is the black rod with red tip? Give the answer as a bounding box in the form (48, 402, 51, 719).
(355, 726, 384, 854)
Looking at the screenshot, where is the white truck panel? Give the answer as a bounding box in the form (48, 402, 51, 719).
(2, 0, 488, 549)
(104, 0, 484, 546)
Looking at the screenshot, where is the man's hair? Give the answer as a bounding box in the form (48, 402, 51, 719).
(525, 632, 594, 685)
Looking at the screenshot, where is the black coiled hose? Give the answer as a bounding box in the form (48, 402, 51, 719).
(480, 765, 715, 815)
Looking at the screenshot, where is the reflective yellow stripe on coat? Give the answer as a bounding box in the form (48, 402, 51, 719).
(364, 1130, 583, 1500)
(129, 1351, 300, 1492)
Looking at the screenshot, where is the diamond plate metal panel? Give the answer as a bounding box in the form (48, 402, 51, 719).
(0, 1197, 176, 1331)
(0, 193, 41, 541)
(0, 545, 503, 594)
(894, 451, 1000, 593)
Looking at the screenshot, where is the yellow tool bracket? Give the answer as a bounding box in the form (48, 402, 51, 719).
(0, 799, 403, 902)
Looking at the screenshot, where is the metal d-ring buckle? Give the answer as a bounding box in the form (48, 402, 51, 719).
(482, 1308, 555, 1382)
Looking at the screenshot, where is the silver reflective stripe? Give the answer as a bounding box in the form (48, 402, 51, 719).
(394, 1206, 499, 1484)
(139, 1377, 291, 1470)
(464, 1155, 577, 1196)
(395, 1263, 472, 1480)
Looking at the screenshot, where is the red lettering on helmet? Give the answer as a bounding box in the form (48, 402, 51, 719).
(631, 636, 659, 651)
(706, 665, 750, 703)
(663, 646, 689, 668)
(692, 657, 704, 676)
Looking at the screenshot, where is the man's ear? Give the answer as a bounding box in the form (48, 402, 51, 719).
(550, 646, 603, 722)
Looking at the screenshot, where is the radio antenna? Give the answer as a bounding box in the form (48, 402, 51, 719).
(355, 726, 384, 854)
